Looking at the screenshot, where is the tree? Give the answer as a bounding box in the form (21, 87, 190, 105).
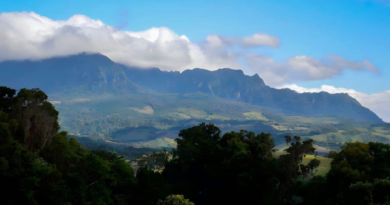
(134, 150, 172, 173)
(13, 88, 60, 152)
(131, 166, 169, 205)
(164, 123, 298, 204)
(0, 112, 59, 204)
(92, 150, 137, 204)
(0, 87, 60, 152)
(0, 86, 141, 204)
(275, 135, 318, 203)
(326, 150, 338, 159)
(347, 178, 390, 205)
(157, 195, 194, 205)
(296, 176, 332, 205)
(325, 142, 390, 204)
(283, 136, 317, 178)
(173, 122, 221, 167)
(0, 86, 16, 113)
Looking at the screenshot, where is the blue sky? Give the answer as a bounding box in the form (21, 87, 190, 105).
(1, 0, 390, 120)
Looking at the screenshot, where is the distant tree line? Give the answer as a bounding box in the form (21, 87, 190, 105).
(1, 86, 390, 204)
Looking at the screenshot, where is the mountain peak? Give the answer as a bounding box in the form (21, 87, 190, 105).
(0, 53, 140, 94)
(217, 68, 244, 74)
(251, 73, 266, 86)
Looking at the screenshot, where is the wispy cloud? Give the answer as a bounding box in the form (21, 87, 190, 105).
(246, 54, 378, 86)
(204, 34, 280, 49)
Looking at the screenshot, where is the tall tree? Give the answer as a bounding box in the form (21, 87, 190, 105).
(12, 88, 59, 152)
(275, 136, 318, 203)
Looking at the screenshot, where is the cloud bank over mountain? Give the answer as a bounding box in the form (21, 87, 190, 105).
(281, 84, 390, 122)
(0, 11, 378, 87)
(1, 11, 387, 121)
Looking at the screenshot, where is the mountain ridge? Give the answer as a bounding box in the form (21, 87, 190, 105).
(120, 64, 382, 122)
(0, 52, 383, 122)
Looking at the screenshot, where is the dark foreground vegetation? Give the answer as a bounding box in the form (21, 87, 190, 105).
(1, 86, 390, 205)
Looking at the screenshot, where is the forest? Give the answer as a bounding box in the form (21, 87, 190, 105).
(1, 86, 390, 205)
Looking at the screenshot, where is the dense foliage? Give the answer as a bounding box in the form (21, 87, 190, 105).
(298, 141, 390, 205)
(157, 195, 194, 205)
(161, 124, 319, 205)
(0, 87, 138, 204)
(2, 86, 390, 204)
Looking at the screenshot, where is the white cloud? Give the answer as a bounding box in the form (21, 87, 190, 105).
(246, 54, 379, 86)
(0, 11, 379, 86)
(0, 12, 195, 70)
(280, 84, 390, 122)
(0, 12, 277, 72)
(204, 33, 279, 49)
(242, 34, 280, 47)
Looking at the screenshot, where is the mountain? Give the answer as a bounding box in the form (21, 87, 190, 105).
(1, 53, 388, 150)
(122, 66, 383, 122)
(0, 53, 382, 123)
(0, 52, 141, 95)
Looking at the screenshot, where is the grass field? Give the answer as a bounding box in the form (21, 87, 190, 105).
(129, 106, 154, 114)
(274, 150, 333, 176)
(243, 111, 268, 121)
(302, 155, 332, 176)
